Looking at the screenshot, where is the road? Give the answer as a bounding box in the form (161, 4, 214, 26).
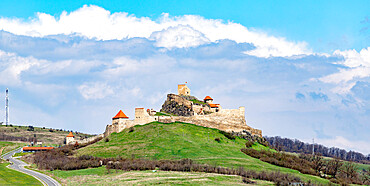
(2, 147, 61, 186)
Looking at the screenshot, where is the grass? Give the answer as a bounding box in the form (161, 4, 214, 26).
(251, 142, 276, 152)
(190, 99, 208, 105)
(0, 162, 42, 185)
(76, 121, 331, 184)
(45, 167, 273, 185)
(13, 152, 32, 157)
(0, 141, 27, 156)
(154, 112, 171, 116)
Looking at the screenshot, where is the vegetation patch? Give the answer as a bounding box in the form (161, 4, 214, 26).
(0, 162, 42, 185)
(154, 112, 171, 116)
(13, 152, 32, 157)
(0, 141, 26, 156)
(105, 158, 304, 185)
(190, 99, 208, 106)
(241, 148, 370, 185)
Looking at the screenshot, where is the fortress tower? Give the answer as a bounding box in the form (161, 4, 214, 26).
(66, 132, 75, 145)
(112, 110, 129, 125)
(178, 84, 190, 96)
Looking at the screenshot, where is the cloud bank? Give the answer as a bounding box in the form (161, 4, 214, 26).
(0, 5, 310, 58)
(0, 5, 369, 154)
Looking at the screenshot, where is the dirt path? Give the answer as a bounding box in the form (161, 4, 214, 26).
(0, 147, 4, 156)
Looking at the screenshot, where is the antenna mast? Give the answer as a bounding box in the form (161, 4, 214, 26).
(5, 88, 9, 126)
(312, 138, 315, 155)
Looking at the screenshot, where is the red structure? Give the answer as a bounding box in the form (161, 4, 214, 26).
(22, 147, 54, 152)
(112, 110, 129, 119)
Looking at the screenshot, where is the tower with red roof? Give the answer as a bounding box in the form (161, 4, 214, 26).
(66, 131, 75, 145)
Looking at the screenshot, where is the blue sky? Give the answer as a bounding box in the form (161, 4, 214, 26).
(0, 1, 369, 154)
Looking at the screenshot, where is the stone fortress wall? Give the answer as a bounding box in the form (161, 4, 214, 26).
(104, 84, 262, 138)
(66, 134, 104, 145)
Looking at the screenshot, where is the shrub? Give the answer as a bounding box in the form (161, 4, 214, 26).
(245, 140, 254, 148)
(219, 131, 235, 140)
(242, 177, 255, 184)
(27, 126, 34, 131)
(214, 138, 221, 142)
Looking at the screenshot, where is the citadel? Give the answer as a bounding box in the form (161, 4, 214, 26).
(104, 84, 262, 138)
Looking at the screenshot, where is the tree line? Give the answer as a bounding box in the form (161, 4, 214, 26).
(265, 136, 370, 163)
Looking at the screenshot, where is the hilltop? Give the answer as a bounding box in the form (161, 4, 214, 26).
(76, 121, 330, 184)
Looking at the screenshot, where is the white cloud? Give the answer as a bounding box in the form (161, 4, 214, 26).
(0, 50, 41, 85)
(150, 25, 210, 48)
(318, 47, 370, 94)
(78, 82, 114, 100)
(0, 5, 310, 57)
(101, 55, 175, 79)
(316, 136, 370, 154)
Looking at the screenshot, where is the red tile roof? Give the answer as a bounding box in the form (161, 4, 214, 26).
(204, 96, 213, 100)
(113, 110, 129, 119)
(23, 147, 54, 151)
(209, 104, 219, 108)
(66, 132, 74, 137)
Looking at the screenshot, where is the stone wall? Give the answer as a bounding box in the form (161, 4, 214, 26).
(104, 106, 262, 138)
(134, 108, 157, 125)
(66, 134, 104, 145)
(77, 134, 104, 144)
(104, 119, 135, 137)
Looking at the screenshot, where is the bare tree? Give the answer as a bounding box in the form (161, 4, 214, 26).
(312, 154, 324, 174)
(340, 162, 358, 180)
(326, 158, 342, 178)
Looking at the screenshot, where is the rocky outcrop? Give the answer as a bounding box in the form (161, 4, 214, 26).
(160, 94, 194, 116)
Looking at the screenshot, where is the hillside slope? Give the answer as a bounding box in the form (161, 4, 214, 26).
(0, 125, 94, 146)
(76, 122, 330, 184)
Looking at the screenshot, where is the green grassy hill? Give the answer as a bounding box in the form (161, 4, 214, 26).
(76, 121, 330, 184)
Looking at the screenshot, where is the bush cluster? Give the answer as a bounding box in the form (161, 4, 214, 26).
(31, 136, 103, 170)
(241, 148, 316, 175)
(241, 147, 369, 185)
